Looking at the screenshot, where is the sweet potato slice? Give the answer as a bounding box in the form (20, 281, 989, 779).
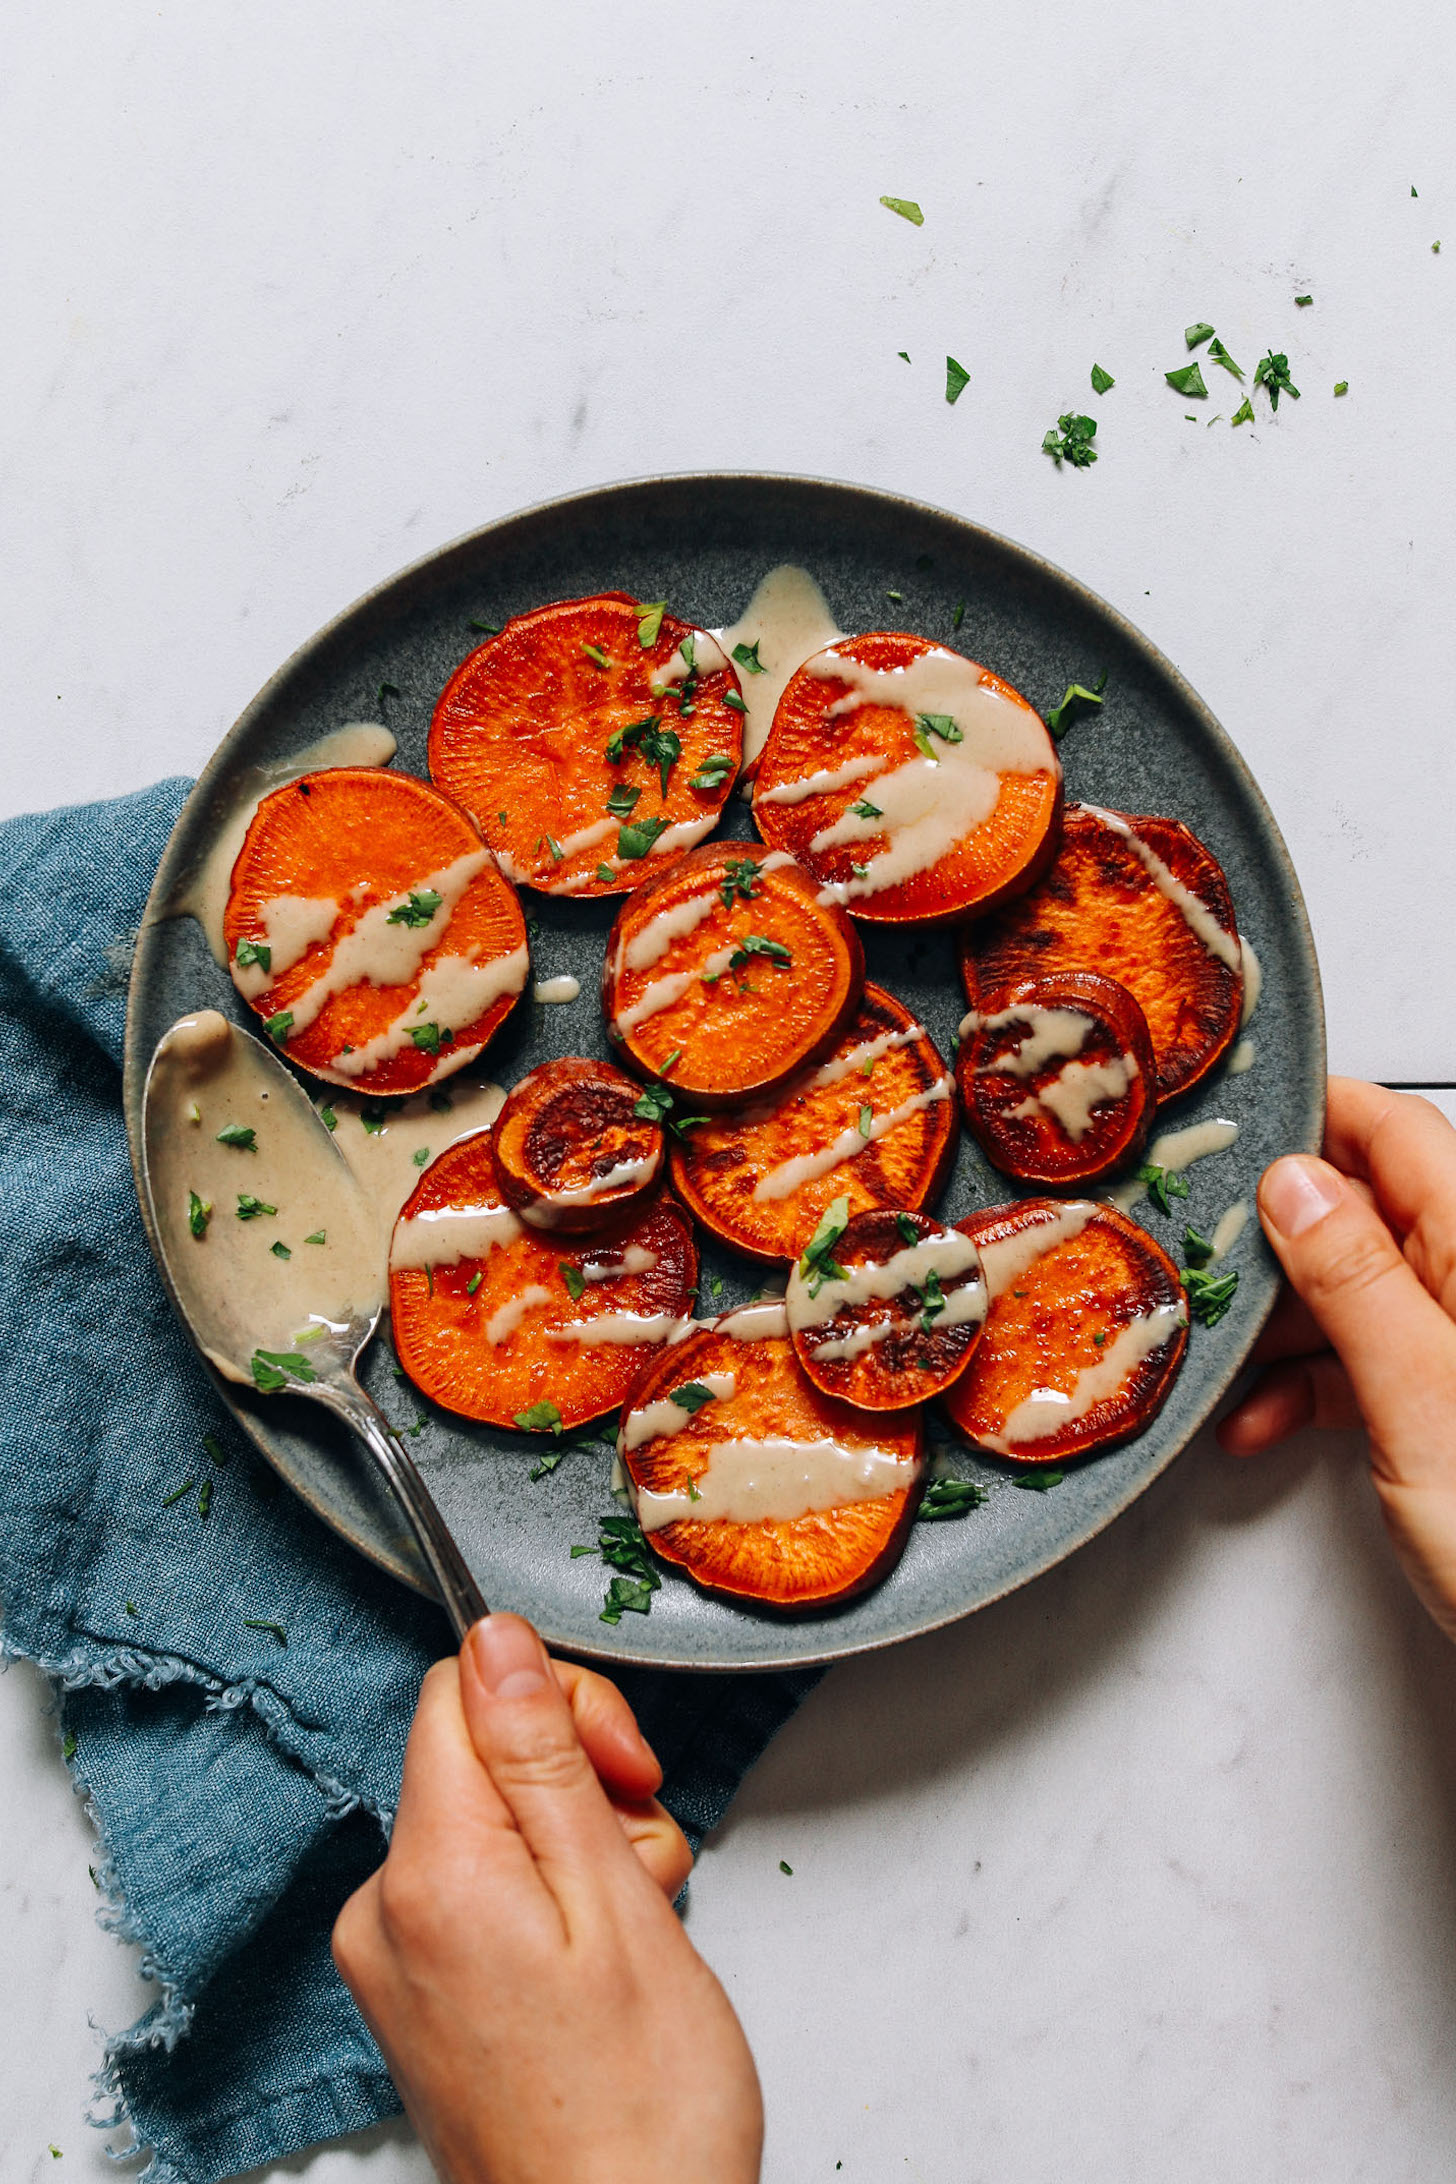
(619, 1320, 923, 1610)
(491, 1057, 664, 1232)
(958, 803, 1243, 1102)
(601, 842, 864, 1106)
(941, 1199, 1187, 1464)
(669, 983, 956, 1264)
(389, 1130, 696, 1430)
(224, 768, 528, 1096)
(752, 632, 1061, 925)
(957, 970, 1156, 1185)
(428, 593, 743, 899)
(786, 1207, 987, 1410)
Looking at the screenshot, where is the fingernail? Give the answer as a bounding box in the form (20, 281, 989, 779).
(466, 1614, 549, 1700)
(1260, 1155, 1344, 1240)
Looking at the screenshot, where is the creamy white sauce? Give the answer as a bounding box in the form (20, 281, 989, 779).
(232, 895, 341, 998)
(1226, 1037, 1256, 1075)
(532, 974, 581, 1005)
(984, 1301, 1188, 1454)
(752, 1077, 954, 1202)
(582, 1245, 659, 1282)
(274, 850, 489, 1038)
(485, 1286, 552, 1345)
(621, 852, 795, 974)
(1239, 937, 1263, 1025)
(332, 943, 530, 1079)
(546, 1311, 684, 1347)
(978, 1203, 1096, 1297)
(620, 1372, 738, 1452)
(756, 755, 887, 807)
(1108, 1119, 1240, 1211)
(390, 1200, 525, 1270)
(167, 723, 397, 964)
(1082, 804, 1241, 973)
(1209, 1200, 1249, 1260)
(964, 1003, 1093, 1078)
(635, 1436, 918, 1531)
(651, 630, 731, 692)
(332, 1081, 505, 1260)
(518, 1148, 664, 1227)
(713, 565, 847, 770)
(1007, 1053, 1140, 1142)
(612, 944, 737, 1034)
(552, 816, 618, 861)
(714, 1301, 791, 1342)
(808, 1281, 989, 1362)
(144, 1011, 383, 1380)
(787, 1228, 984, 1330)
(808, 1022, 928, 1090)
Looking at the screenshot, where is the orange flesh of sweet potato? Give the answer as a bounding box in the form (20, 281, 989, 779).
(788, 1208, 987, 1410)
(957, 969, 1156, 1185)
(427, 593, 743, 898)
(669, 983, 956, 1263)
(223, 767, 527, 1096)
(941, 1198, 1187, 1464)
(389, 1131, 696, 1430)
(959, 804, 1242, 1102)
(491, 1057, 664, 1233)
(752, 632, 1062, 925)
(601, 842, 864, 1106)
(621, 1324, 923, 1609)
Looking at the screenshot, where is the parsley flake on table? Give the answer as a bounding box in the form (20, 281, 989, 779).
(1044, 674, 1107, 739)
(1184, 1266, 1239, 1326)
(215, 1124, 256, 1150)
(1090, 362, 1115, 394)
(636, 600, 668, 648)
(1206, 337, 1243, 379)
(235, 1193, 277, 1221)
(1254, 351, 1300, 407)
(1231, 396, 1255, 426)
(234, 936, 271, 973)
(377, 681, 401, 706)
(945, 355, 970, 404)
(1335, 380, 1349, 396)
(1184, 322, 1215, 349)
(250, 1349, 317, 1392)
(1165, 362, 1208, 398)
(879, 195, 924, 225)
(616, 814, 670, 860)
(898, 349, 911, 362)
(779, 1860, 794, 1876)
(800, 1194, 851, 1299)
(1295, 293, 1313, 307)
(1042, 412, 1098, 468)
(270, 1240, 292, 1260)
(386, 889, 443, 927)
(411, 1147, 430, 1167)
(515, 1400, 564, 1435)
(187, 1190, 212, 1238)
(917, 1477, 988, 1522)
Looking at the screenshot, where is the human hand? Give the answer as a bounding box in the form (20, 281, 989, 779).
(1218, 1077, 1456, 1640)
(333, 1614, 764, 2184)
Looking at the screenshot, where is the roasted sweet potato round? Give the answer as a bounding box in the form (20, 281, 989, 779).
(668, 983, 957, 1263)
(389, 1130, 696, 1430)
(941, 1198, 1187, 1464)
(224, 767, 528, 1096)
(619, 1319, 924, 1610)
(428, 593, 743, 898)
(786, 1207, 987, 1410)
(956, 970, 1156, 1185)
(491, 1057, 663, 1232)
(958, 803, 1243, 1102)
(752, 632, 1062, 925)
(602, 842, 864, 1107)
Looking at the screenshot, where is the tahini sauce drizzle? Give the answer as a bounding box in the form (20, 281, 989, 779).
(753, 1077, 954, 1201)
(1081, 803, 1242, 973)
(533, 974, 581, 1005)
(1208, 1200, 1249, 1260)
(712, 566, 846, 771)
(1108, 1120, 1240, 1211)
(984, 1301, 1188, 1454)
(634, 1437, 918, 1532)
(787, 1228, 984, 1330)
(1006, 1053, 1140, 1142)
(330, 1079, 505, 1260)
(621, 1373, 738, 1452)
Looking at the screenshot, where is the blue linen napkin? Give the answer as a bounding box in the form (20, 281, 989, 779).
(0, 780, 821, 2184)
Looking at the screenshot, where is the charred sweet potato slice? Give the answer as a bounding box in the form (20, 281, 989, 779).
(428, 593, 743, 899)
(669, 983, 956, 1263)
(389, 1130, 696, 1431)
(958, 803, 1243, 1102)
(752, 631, 1061, 925)
(620, 1320, 924, 1610)
(491, 1057, 664, 1232)
(957, 970, 1156, 1185)
(223, 767, 528, 1097)
(786, 1207, 987, 1410)
(941, 1199, 1187, 1464)
(602, 842, 864, 1107)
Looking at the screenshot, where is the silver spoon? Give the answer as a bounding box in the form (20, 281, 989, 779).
(139, 1009, 487, 1640)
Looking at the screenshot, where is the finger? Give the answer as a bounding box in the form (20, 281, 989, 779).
(1217, 1353, 1362, 1454)
(613, 1796, 695, 1897)
(1257, 1155, 1456, 1486)
(551, 1657, 664, 1801)
(460, 1614, 649, 1917)
(1247, 1282, 1327, 1364)
(1322, 1080, 1456, 1308)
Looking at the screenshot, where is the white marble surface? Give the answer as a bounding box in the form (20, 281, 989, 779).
(4, 0, 1455, 2177)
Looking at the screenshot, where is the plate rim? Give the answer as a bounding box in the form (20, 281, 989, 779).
(123, 468, 1327, 1671)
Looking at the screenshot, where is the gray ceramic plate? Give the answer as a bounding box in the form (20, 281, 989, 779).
(124, 473, 1325, 1671)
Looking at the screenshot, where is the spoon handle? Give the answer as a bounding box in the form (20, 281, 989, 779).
(332, 1384, 488, 1640)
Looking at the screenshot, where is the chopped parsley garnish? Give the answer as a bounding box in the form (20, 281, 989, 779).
(732, 640, 766, 675)
(670, 1381, 717, 1413)
(1184, 322, 1215, 349)
(616, 813, 671, 860)
(917, 1477, 988, 1522)
(318, 1104, 337, 1132)
(581, 643, 611, 669)
(854, 1104, 871, 1138)
(690, 750, 737, 789)
(606, 782, 641, 818)
(467, 617, 502, 635)
(386, 889, 444, 927)
(916, 1268, 946, 1331)
(1183, 1266, 1238, 1326)
(1136, 1162, 1190, 1216)
(263, 1011, 293, 1046)
(914, 710, 963, 756)
(574, 1513, 663, 1623)
(605, 713, 682, 792)
(898, 349, 910, 361)
(1044, 673, 1107, 739)
(529, 1448, 567, 1482)
(851, 797, 884, 819)
(952, 600, 965, 629)
(410, 1022, 445, 1055)
(895, 1212, 920, 1246)
(377, 681, 401, 704)
(243, 1619, 288, 1646)
(633, 1082, 706, 1139)
(1253, 351, 1300, 408)
(544, 835, 565, 862)
(1042, 412, 1098, 467)
(1207, 336, 1243, 379)
(886, 590, 903, 604)
(596, 863, 617, 883)
(637, 600, 668, 648)
(187, 1191, 212, 1238)
(779, 1860, 794, 1876)
(661, 1047, 682, 1073)
(718, 856, 763, 907)
(1295, 293, 1313, 307)
(466, 1271, 482, 1295)
(945, 355, 970, 404)
(198, 1478, 213, 1519)
(360, 1103, 391, 1134)
(879, 195, 924, 225)
(1090, 362, 1115, 394)
(1183, 1225, 1215, 1268)
(236, 1193, 277, 1220)
(216, 1124, 256, 1150)
(799, 1193, 851, 1299)
(733, 933, 792, 969)
(1231, 396, 1255, 426)
(234, 937, 271, 972)
(562, 1263, 587, 1302)
(411, 1147, 430, 1167)
(1165, 361, 1208, 398)
(515, 1400, 564, 1434)
(271, 1241, 292, 1260)
(304, 1229, 326, 1244)
(1334, 380, 1349, 396)
(250, 1348, 317, 1391)
(162, 1478, 197, 1507)
(203, 1434, 228, 1467)
(1013, 1469, 1064, 1491)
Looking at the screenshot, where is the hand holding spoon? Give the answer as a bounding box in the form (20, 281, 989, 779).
(139, 1011, 487, 1639)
